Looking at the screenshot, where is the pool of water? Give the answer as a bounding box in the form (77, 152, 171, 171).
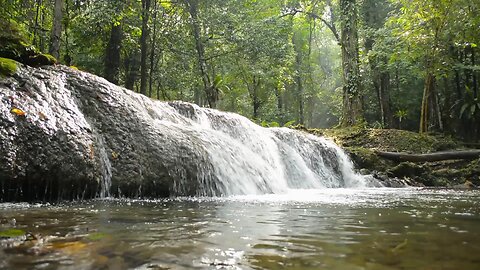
(1, 188, 479, 269)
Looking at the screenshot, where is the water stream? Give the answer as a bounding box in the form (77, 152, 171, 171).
(1, 188, 479, 269)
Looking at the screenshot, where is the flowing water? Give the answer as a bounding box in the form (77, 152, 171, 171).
(1, 188, 479, 270)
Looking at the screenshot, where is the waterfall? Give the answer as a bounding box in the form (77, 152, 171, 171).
(95, 135, 112, 198)
(0, 65, 380, 201)
(163, 101, 378, 196)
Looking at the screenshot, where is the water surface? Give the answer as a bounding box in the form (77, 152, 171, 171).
(1, 188, 479, 269)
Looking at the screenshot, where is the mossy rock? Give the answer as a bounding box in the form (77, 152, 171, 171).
(26, 53, 57, 67)
(0, 19, 56, 67)
(0, 57, 17, 76)
(345, 146, 392, 172)
(0, 19, 37, 62)
(388, 162, 428, 178)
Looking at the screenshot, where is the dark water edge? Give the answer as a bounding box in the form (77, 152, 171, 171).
(1, 188, 479, 270)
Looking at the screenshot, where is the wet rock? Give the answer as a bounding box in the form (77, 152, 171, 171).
(451, 180, 478, 189)
(359, 168, 370, 175)
(0, 65, 217, 201)
(388, 162, 428, 179)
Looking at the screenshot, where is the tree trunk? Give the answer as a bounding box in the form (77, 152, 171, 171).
(376, 150, 480, 162)
(49, 0, 64, 60)
(442, 77, 452, 133)
(247, 76, 261, 119)
(293, 36, 304, 125)
(33, 0, 42, 47)
(274, 86, 284, 121)
(420, 72, 443, 133)
(148, 0, 158, 98)
(379, 70, 393, 127)
(105, 23, 122, 84)
(186, 0, 217, 108)
(140, 0, 151, 96)
(125, 53, 139, 91)
(472, 45, 478, 99)
(340, 0, 363, 126)
(63, 0, 71, 66)
(420, 73, 432, 133)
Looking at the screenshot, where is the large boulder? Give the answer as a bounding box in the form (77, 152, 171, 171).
(0, 65, 217, 201)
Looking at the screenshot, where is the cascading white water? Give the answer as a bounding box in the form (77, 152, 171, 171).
(0, 65, 380, 200)
(96, 135, 112, 198)
(156, 101, 379, 196)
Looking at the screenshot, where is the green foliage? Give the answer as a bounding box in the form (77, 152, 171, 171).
(459, 88, 480, 119)
(2, 0, 478, 140)
(0, 19, 37, 61)
(394, 110, 408, 122)
(0, 57, 18, 76)
(284, 120, 296, 127)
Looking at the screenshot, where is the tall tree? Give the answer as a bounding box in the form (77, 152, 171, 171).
(184, 0, 218, 108)
(140, 0, 151, 96)
(362, 0, 393, 128)
(104, 22, 122, 84)
(390, 0, 455, 133)
(49, 0, 64, 59)
(339, 0, 363, 126)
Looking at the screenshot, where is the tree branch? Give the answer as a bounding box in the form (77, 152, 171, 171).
(282, 8, 340, 43)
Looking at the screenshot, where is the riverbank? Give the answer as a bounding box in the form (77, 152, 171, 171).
(300, 126, 480, 187)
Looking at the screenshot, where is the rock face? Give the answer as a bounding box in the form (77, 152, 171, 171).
(0, 65, 376, 201)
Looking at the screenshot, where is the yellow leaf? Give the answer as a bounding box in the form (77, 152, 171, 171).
(112, 151, 119, 160)
(10, 108, 26, 116)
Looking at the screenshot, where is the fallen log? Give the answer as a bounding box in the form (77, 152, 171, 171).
(375, 150, 480, 162)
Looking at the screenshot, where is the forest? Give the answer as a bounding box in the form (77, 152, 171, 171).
(2, 0, 479, 141)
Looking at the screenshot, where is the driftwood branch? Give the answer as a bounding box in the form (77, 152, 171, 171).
(375, 150, 480, 162)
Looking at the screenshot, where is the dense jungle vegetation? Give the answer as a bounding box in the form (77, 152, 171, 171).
(1, 0, 479, 141)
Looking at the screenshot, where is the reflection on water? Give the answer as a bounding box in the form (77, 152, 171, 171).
(1, 188, 480, 269)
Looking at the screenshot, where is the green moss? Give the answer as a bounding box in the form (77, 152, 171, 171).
(0, 57, 17, 76)
(0, 228, 25, 238)
(312, 127, 459, 153)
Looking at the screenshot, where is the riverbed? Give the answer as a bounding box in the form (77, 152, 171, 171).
(1, 188, 479, 269)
